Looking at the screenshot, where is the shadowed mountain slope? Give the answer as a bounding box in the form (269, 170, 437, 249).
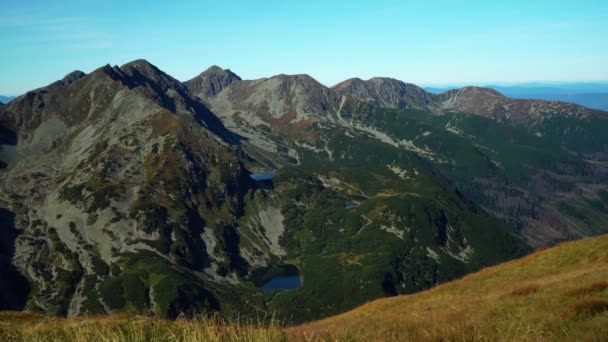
(185, 65, 242, 99)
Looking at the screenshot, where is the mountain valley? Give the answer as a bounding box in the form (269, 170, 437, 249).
(1, 60, 608, 323)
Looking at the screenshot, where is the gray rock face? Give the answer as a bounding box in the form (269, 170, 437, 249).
(0, 60, 282, 317)
(185, 65, 242, 99)
(332, 77, 436, 111)
(60, 70, 87, 85)
(219, 74, 337, 120)
(183, 71, 342, 167)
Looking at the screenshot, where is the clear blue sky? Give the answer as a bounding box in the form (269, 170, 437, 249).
(1, 0, 607, 94)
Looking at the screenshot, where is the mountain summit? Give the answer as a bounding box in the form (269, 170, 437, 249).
(332, 77, 435, 111)
(0, 59, 252, 316)
(185, 65, 242, 99)
(436, 85, 605, 124)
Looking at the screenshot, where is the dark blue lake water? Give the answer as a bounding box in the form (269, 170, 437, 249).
(250, 172, 276, 181)
(260, 275, 301, 292)
(344, 204, 357, 209)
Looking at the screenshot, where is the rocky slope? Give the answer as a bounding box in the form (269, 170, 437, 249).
(184, 65, 241, 99)
(332, 77, 437, 111)
(186, 68, 608, 248)
(436, 86, 605, 125)
(1, 61, 608, 323)
(0, 60, 267, 316)
(192, 70, 343, 167)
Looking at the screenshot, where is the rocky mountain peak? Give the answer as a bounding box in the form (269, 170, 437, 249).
(436, 85, 601, 123)
(332, 76, 434, 110)
(193, 72, 337, 148)
(119, 59, 184, 88)
(61, 70, 86, 85)
(271, 73, 318, 82)
(120, 58, 157, 71)
(44, 70, 87, 89)
(368, 76, 404, 85)
(184, 65, 242, 99)
(331, 77, 366, 93)
(203, 65, 240, 78)
(444, 86, 504, 98)
(3, 60, 237, 144)
(266, 74, 330, 98)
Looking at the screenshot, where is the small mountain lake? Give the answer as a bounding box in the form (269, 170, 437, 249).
(344, 204, 357, 209)
(250, 172, 276, 181)
(260, 275, 301, 292)
(253, 264, 301, 292)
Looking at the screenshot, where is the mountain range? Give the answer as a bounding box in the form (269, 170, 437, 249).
(0, 96, 15, 104)
(1, 60, 607, 322)
(426, 83, 608, 111)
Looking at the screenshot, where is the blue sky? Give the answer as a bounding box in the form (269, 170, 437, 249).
(1, 0, 607, 94)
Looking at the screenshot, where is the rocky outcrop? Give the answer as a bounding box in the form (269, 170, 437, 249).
(185, 65, 242, 99)
(0, 60, 266, 317)
(332, 77, 436, 111)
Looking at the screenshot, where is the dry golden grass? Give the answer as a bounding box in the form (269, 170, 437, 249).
(287, 235, 608, 341)
(563, 281, 608, 297)
(509, 284, 540, 297)
(1, 235, 607, 341)
(563, 298, 608, 319)
(0, 312, 285, 342)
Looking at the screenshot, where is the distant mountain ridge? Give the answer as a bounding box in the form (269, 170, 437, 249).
(184, 64, 608, 248)
(189, 69, 604, 124)
(332, 77, 436, 111)
(0, 96, 15, 104)
(425, 83, 608, 111)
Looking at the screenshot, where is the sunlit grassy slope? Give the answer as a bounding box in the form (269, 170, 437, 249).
(288, 234, 608, 341)
(1, 235, 606, 341)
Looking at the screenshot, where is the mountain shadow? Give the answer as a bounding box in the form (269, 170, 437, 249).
(0, 208, 30, 310)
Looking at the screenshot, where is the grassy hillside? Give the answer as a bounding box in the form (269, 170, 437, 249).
(0, 313, 284, 341)
(1, 235, 606, 341)
(288, 234, 608, 341)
